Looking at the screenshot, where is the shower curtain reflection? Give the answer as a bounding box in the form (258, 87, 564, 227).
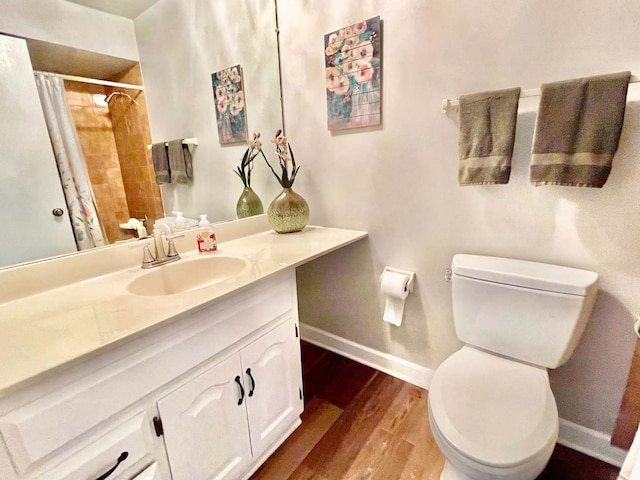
(33, 66, 165, 246)
(34, 73, 106, 250)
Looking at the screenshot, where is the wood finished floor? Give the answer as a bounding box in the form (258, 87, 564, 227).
(250, 342, 621, 480)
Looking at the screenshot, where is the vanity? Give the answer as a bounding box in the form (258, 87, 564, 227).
(0, 220, 367, 480)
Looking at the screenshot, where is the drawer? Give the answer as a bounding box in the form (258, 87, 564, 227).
(33, 413, 155, 480)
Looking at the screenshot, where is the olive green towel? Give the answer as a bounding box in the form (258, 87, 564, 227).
(531, 71, 631, 187)
(151, 143, 170, 184)
(458, 87, 521, 185)
(168, 140, 193, 184)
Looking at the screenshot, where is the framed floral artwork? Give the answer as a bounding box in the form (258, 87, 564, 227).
(324, 16, 382, 131)
(211, 65, 248, 144)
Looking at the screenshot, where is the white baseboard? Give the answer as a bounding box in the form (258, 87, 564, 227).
(558, 418, 628, 468)
(299, 323, 433, 389)
(300, 323, 629, 468)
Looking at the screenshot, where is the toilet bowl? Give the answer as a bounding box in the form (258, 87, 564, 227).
(428, 346, 558, 480)
(429, 254, 598, 480)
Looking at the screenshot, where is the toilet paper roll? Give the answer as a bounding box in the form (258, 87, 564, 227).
(381, 271, 410, 299)
(381, 271, 410, 326)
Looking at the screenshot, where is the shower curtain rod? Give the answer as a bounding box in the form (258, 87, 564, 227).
(442, 74, 640, 114)
(33, 70, 144, 91)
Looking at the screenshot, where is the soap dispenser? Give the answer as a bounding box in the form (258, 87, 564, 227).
(196, 214, 217, 253)
(173, 211, 187, 231)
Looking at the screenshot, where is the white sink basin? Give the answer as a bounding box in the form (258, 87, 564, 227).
(127, 256, 247, 296)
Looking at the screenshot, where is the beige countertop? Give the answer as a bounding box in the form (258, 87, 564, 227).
(0, 226, 367, 395)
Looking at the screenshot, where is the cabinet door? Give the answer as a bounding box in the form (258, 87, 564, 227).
(132, 463, 162, 480)
(241, 319, 303, 455)
(157, 354, 252, 480)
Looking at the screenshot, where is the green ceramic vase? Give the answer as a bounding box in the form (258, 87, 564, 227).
(236, 187, 264, 219)
(267, 188, 310, 233)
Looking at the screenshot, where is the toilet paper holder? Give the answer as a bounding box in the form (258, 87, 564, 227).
(379, 267, 415, 293)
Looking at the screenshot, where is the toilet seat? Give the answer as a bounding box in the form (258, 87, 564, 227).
(429, 346, 559, 469)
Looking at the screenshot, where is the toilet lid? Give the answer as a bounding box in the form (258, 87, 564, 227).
(429, 346, 558, 468)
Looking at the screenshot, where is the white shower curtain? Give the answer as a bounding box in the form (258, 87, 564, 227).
(34, 73, 105, 250)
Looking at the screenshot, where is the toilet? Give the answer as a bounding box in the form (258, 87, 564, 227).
(428, 254, 599, 480)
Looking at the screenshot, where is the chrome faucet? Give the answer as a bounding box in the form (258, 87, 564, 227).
(141, 223, 181, 269)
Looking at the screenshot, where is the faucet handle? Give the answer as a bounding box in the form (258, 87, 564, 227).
(166, 239, 180, 259)
(142, 244, 156, 268)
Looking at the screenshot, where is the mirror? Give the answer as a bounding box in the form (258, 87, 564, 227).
(0, 0, 283, 269)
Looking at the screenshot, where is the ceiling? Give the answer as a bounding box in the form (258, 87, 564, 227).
(64, 0, 160, 19)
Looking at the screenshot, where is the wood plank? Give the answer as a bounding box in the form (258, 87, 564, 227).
(250, 396, 342, 480)
(301, 341, 329, 376)
(303, 349, 378, 409)
(343, 427, 396, 479)
(287, 464, 329, 480)
(379, 382, 428, 443)
(397, 390, 445, 480)
(295, 373, 405, 479)
(398, 435, 444, 480)
(301, 349, 342, 402)
(612, 339, 640, 448)
(369, 435, 414, 480)
(316, 355, 378, 409)
(343, 385, 436, 480)
(400, 394, 434, 448)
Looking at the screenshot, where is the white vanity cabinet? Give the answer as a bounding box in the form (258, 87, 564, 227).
(158, 319, 302, 480)
(0, 269, 303, 480)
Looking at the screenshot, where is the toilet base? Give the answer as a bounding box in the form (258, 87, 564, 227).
(439, 457, 550, 480)
(440, 460, 476, 480)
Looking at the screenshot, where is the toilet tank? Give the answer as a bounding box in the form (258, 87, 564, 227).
(451, 254, 598, 369)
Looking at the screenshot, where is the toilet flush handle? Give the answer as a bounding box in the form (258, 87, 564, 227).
(444, 269, 452, 282)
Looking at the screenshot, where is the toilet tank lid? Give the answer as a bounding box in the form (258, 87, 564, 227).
(451, 255, 598, 296)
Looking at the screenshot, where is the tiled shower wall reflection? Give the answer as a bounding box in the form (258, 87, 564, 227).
(63, 64, 163, 244)
(108, 65, 163, 226)
(65, 80, 130, 243)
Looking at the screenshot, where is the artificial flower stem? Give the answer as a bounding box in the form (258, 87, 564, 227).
(261, 149, 286, 188)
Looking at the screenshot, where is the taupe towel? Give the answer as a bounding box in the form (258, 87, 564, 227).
(151, 143, 170, 184)
(458, 87, 521, 185)
(531, 71, 631, 187)
(168, 140, 193, 184)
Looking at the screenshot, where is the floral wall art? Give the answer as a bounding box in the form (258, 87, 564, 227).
(324, 16, 382, 131)
(211, 65, 248, 144)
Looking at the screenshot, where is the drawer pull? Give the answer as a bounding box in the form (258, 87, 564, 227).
(234, 375, 245, 405)
(246, 368, 256, 397)
(94, 451, 129, 480)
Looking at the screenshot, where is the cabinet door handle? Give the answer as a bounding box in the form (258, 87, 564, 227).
(235, 375, 245, 405)
(93, 451, 129, 480)
(246, 368, 256, 397)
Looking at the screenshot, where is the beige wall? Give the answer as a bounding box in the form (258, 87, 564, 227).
(282, 0, 640, 436)
(134, 0, 284, 223)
